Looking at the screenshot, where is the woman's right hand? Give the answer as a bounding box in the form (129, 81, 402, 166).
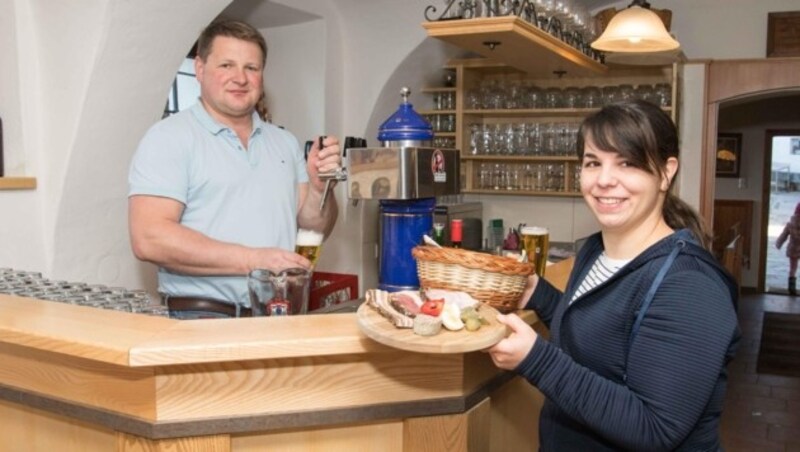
(488, 313, 538, 370)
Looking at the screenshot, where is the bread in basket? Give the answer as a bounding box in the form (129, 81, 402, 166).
(412, 245, 534, 313)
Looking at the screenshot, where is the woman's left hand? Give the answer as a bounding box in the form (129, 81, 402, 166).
(487, 313, 538, 370)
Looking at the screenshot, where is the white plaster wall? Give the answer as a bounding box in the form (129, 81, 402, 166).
(3, 0, 800, 295)
(677, 62, 707, 212)
(263, 21, 325, 143)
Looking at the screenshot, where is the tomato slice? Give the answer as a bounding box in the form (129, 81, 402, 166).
(420, 298, 444, 317)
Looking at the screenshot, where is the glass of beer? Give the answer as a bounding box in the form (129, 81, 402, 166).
(296, 229, 324, 266)
(521, 226, 550, 277)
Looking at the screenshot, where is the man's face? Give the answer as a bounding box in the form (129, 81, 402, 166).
(195, 36, 263, 124)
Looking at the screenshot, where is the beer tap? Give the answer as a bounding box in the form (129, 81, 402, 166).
(317, 136, 348, 212)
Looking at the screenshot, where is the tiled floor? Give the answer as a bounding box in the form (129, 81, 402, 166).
(721, 292, 800, 451)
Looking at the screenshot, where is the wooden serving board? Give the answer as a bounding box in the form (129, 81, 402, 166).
(356, 302, 508, 354)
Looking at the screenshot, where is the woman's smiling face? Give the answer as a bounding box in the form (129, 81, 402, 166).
(580, 137, 674, 236)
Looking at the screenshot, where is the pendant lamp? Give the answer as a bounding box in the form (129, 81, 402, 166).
(591, 0, 680, 53)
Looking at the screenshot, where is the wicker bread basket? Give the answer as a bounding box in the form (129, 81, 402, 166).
(412, 245, 534, 313)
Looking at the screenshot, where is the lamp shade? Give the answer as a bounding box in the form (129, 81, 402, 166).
(591, 6, 680, 53)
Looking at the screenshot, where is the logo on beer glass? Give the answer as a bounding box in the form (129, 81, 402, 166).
(296, 229, 324, 266)
(520, 226, 550, 277)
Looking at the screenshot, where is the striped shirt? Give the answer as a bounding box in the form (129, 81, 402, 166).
(571, 253, 630, 303)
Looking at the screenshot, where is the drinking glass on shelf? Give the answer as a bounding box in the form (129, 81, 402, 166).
(478, 163, 492, 189)
(543, 87, 562, 108)
(602, 85, 620, 105)
(563, 86, 581, 108)
(510, 164, 523, 191)
(505, 80, 523, 109)
(582, 86, 602, 108)
(513, 123, 528, 155)
(655, 83, 672, 107)
(522, 164, 534, 191)
(635, 84, 655, 104)
(482, 124, 495, 155)
(527, 123, 542, 155)
(469, 123, 482, 155)
(445, 92, 456, 110)
(618, 84, 635, 101)
(541, 123, 557, 155)
(466, 88, 481, 109)
(532, 163, 546, 191)
(527, 84, 543, 109)
(492, 163, 507, 191)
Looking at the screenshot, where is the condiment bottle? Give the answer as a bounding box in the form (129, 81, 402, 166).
(433, 222, 445, 245)
(450, 219, 463, 248)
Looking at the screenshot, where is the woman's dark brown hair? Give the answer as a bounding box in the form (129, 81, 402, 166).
(196, 19, 268, 65)
(576, 99, 712, 249)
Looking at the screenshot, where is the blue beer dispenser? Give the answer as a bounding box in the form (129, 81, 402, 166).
(346, 88, 461, 291)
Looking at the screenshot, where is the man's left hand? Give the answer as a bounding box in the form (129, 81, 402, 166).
(307, 136, 342, 193)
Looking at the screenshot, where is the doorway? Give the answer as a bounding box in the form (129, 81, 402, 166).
(765, 130, 800, 294)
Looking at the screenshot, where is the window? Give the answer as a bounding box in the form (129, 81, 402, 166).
(164, 58, 200, 118)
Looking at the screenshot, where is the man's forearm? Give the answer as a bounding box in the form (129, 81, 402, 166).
(133, 220, 254, 276)
(297, 186, 338, 238)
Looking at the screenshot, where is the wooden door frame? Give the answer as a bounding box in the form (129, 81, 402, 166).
(701, 57, 800, 292)
(762, 129, 800, 292)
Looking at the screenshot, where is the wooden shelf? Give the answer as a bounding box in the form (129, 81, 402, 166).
(0, 177, 37, 190)
(463, 106, 672, 118)
(418, 109, 456, 115)
(462, 155, 578, 162)
(434, 132, 456, 137)
(423, 16, 607, 78)
(463, 188, 580, 197)
(421, 87, 457, 93)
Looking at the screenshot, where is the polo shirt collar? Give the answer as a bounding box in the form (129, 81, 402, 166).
(190, 101, 263, 137)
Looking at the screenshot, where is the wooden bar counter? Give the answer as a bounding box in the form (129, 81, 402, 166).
(0, 259, 572, 452)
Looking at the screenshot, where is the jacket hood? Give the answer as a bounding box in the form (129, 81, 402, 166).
(579, 229, 739, 306)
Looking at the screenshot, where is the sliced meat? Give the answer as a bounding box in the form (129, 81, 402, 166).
(390, 291, 422, 317)
(367, 289, 414, 328)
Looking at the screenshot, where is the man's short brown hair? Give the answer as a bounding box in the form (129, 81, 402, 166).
(196, 19, 267, 65)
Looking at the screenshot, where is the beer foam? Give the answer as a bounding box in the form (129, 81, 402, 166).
(521, 226, 548, 235)
(297, 229, 324, 246)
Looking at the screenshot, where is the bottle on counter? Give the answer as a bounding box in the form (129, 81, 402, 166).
(486, 218, 504, 252)
(432, 222, 445, 246)
(450, 219, 463, 249)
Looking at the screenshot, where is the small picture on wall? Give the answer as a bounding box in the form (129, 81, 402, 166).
(716, 133, 742, 178)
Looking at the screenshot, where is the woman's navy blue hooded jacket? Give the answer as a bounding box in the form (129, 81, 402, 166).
(519, 229, 741, 451)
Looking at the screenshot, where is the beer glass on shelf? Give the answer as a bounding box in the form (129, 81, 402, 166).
(521, 226, 550, 277)
(296, 229, 324, 267)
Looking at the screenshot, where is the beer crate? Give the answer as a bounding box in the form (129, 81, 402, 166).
(309, 272, 358, 311)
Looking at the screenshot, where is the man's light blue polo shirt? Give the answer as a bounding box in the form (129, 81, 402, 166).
(128, 102, 308, 305)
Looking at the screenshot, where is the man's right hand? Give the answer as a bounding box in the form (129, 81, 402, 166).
(130, 195, 312, 276)
(247, 248, 311, 273)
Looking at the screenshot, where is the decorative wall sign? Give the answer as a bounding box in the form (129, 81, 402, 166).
(767, 11, 800, 57)
(716, 133, 742, 178)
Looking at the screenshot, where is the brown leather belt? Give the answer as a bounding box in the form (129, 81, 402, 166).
(165, 296, 252, 317)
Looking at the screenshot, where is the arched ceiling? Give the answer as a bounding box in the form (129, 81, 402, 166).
(220, 0, 321, 28)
